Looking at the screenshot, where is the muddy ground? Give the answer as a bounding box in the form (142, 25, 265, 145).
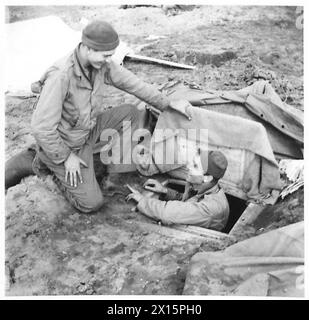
(5, 5, 304, 296)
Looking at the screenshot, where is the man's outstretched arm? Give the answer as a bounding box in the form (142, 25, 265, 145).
(136, 197, 210, 226)
(106, 61, 170, 111)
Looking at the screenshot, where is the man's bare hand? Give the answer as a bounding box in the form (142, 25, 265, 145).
(143, 179, 167, 194)
(126, 185, 143, 203)
(64, 152, 88, 188)
(169, 99, 192, 120)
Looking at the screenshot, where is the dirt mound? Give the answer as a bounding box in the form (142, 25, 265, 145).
(6, 174, 215, 295)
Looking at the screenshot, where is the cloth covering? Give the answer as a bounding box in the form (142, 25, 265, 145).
(183, 221, 304, 297)
(6, 16, 81, 93)
(136, 106, 283, 203)
(162, 80, 303, 146)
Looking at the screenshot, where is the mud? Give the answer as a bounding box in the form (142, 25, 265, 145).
(5, 5, 304, 295)
(6, 174, 211, 295)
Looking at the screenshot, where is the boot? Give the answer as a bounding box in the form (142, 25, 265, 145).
(5, 146, 36, 190)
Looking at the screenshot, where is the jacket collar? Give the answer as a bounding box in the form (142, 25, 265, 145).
(203, 183, 220, 195)
(73, 44, 92, 90)
(197, 183, 220, 199)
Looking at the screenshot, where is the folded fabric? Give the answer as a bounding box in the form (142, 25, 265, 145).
(183, 221, 304, 297)
(137, 106, 283, 203)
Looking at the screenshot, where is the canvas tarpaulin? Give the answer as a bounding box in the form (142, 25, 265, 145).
(183, 221, 304, 297)
(5, 16, 129, 94)
(136, 105, 283, 204)
(162, 80, 303, 145)
(133, 80, 303, 203)
(158, 80, 303, 159)
(5, 16, 80, 93)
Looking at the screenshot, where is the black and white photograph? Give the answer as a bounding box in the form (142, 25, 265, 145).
(2, 2, 305, 299)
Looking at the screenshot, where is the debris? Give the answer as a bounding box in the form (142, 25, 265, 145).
(113, 41, 196, 69)
(5, 91, 37, 99)
(279, 159, 304, 182)
(183, 80, 202, 90)
(112, 41, 134, 65)
(126, 53, 196, 70)
(145, 35, 167, 41)
(279, 159, 304, 199)
(280, 181, 304, 199)
(162, 5, 198, 16)
(119, 5, 157, 10)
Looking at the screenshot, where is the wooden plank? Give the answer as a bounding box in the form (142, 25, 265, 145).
(172, 224, 235, 242)
(133, 220, 206, 241)
(131, 220, 233, 244)
(229, 202, 265, 236)
(126, 53, 196, 70)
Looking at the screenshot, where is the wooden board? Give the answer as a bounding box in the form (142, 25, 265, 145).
(229, 202, 265, 236)
(131, 220, 234, 244)
(173, 224, 235, 242)
(127, 53, 196, 70)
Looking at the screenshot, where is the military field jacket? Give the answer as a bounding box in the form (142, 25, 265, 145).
(31, 45, 170, 164)
(137, 184, 230, 231)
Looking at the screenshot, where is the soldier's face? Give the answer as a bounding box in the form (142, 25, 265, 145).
(192, 175, 213, 192)
(87, 48, 116, 69)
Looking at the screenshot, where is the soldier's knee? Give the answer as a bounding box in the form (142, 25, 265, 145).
(72, 193, 104, 214)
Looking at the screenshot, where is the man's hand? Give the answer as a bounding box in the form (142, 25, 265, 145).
(64, 152, 88, 188)
(126, 185, 143, 203)
(143, 179, 168, 194)
(169, 99, 192, 120)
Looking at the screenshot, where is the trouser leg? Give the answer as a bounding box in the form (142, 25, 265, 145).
(36, 104, 139, 213)
(37, 142, 104, 213)
(91, 104, 140, 173)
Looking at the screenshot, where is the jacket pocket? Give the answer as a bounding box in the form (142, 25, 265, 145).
(62, 92, 80, 127)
